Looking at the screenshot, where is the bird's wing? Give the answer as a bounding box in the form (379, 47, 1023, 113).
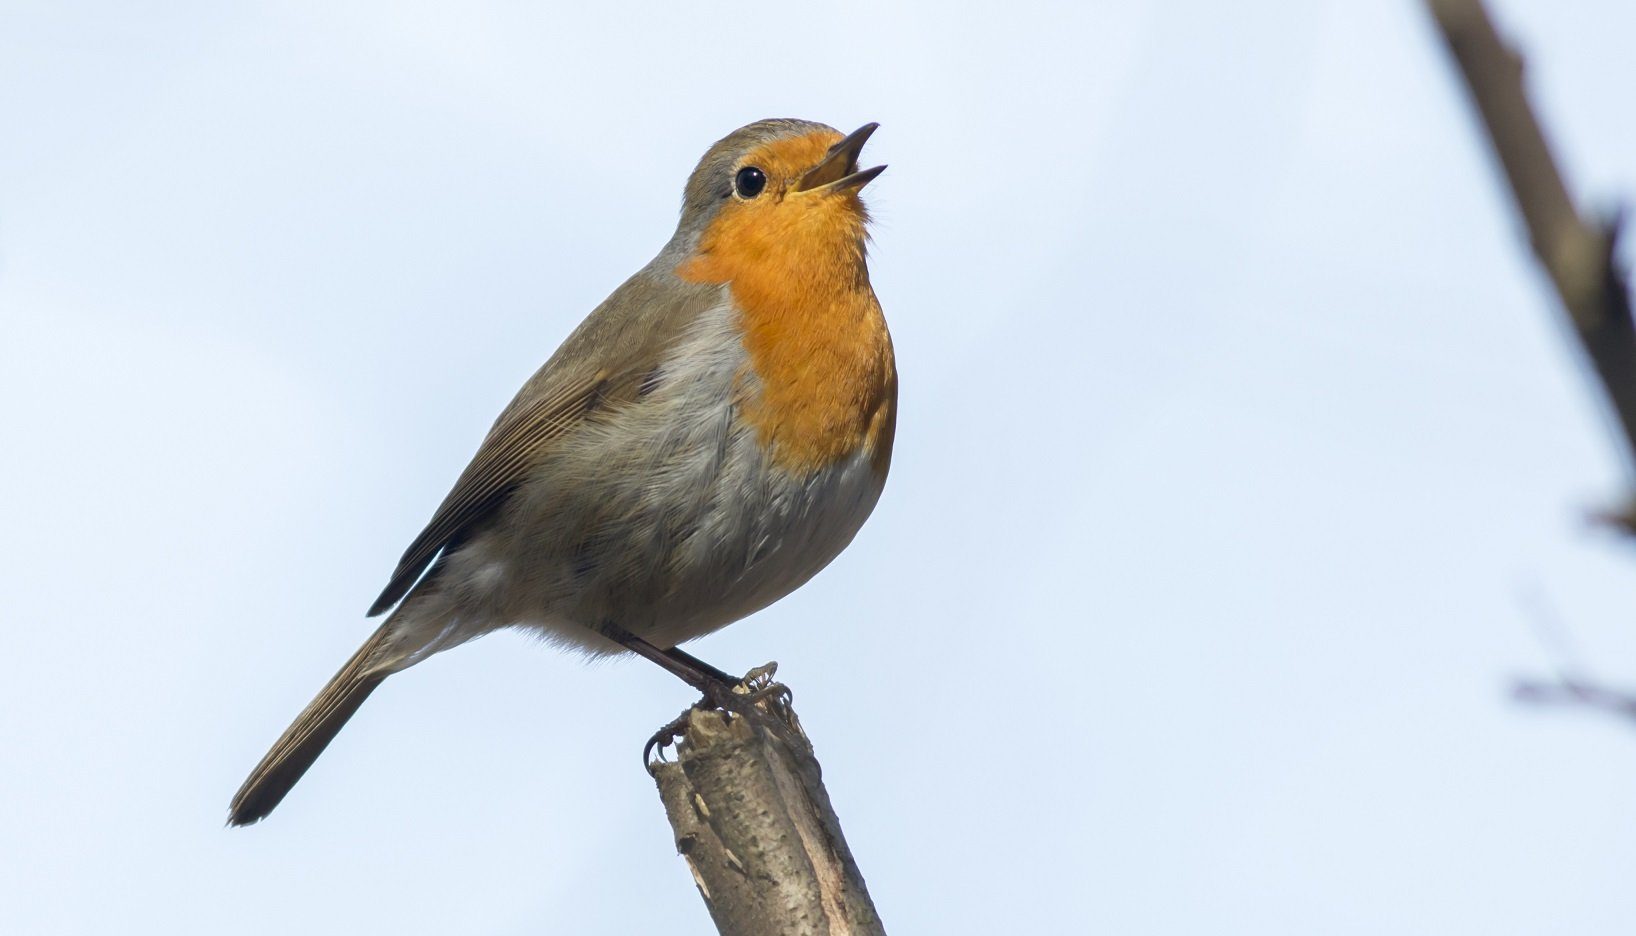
(367, 271, 721, 616)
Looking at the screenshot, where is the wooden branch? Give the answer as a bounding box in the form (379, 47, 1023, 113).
(1425, 0, 1636, 525)
(648, 665, 885, 936)
(1426, 0, 1636, 724)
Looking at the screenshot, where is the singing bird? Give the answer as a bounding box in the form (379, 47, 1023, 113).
(229, 119, 896, 825)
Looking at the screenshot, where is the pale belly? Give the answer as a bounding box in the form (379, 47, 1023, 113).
(501, 419, 886, 650)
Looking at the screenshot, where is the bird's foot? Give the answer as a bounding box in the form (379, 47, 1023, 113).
(643, 710, 694, 771)
(644, 662, 803, 772)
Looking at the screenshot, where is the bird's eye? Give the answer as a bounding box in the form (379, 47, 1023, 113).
(734, 166, 767, 199)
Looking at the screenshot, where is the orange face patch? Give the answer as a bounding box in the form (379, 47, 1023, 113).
(676, 132, 896, 477)
(746, 131, 843, 186)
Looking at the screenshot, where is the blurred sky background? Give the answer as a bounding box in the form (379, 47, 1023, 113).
(3, 1, 1635, 933)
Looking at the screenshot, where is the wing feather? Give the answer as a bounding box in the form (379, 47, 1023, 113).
(366, 371, 606, 615)
(364, 270, 724, 616)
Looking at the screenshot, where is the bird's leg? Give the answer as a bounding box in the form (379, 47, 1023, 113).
(603, 625, 805, 769)
(605, 627, 738, 768)
(662, 646, 739, 688)
(601, 624, 735, 693)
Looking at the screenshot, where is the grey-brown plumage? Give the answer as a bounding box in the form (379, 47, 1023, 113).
(366, 270, 723, 617)
(229, 632, 387, 825)
(228, 268, 723, 827)
(228, 118, 893, 826)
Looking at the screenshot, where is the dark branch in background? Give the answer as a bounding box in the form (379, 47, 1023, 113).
(1424, 0, 1636, 483)
(648, 665, 886, 936)
(1510, 586, 1636, 729)
(1423, 0, 1636, 723)
(1513, 678, 1636, 724)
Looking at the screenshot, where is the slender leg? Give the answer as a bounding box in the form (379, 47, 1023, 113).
(663, 646, 737, 687)
(603, 625, 736, 691)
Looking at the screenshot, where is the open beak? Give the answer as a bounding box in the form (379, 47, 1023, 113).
(794, 122, 886, 194)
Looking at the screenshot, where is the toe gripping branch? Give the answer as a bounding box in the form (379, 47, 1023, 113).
(643, 662, 805, 773)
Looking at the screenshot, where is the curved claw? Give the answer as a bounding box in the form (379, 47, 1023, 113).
(642, 663, 805, 772)
(644, 709, 693, 774)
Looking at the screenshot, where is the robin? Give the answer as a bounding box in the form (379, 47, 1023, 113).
(228, 119, 896, 825)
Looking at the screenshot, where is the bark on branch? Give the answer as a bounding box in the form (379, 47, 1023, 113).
(1425, 0, 1636, 722)
(648, 665, 885, 936)
(1425, 0, 1636, 514)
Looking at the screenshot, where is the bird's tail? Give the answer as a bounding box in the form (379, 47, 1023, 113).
(228, 624, 394, 826)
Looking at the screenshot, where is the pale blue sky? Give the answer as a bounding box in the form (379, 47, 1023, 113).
(3, 1, 1635, 933)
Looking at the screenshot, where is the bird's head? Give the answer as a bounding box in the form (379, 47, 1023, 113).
(675, 119, 884, 285)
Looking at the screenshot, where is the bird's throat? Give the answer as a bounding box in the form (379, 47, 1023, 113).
(677, 211, 896, 477)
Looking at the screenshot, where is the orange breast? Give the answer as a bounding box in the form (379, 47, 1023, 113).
(677, 185, 896, 476)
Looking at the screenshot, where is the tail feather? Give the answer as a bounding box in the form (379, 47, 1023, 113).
(228, 628, 392, 826)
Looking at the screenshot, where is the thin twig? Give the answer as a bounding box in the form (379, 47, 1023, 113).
(1512, 583, 1636, 725)
(1512, 677, 1636, 724)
